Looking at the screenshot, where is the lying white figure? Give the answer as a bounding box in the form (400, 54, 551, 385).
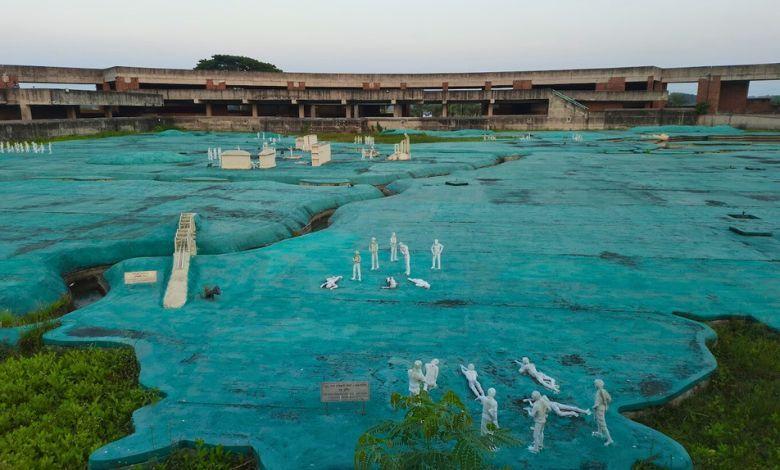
(424, 359, 439, 391)
(320, 275, 342, 290)
(407, 278, 430, 289)
(523, 395, 590, 418)
(408, 360, 426, 396)
(516, 357, 560, 393)
(460, 363, 485, 398)
(382, 277, 398, 289)
(477, 388, 499, 435)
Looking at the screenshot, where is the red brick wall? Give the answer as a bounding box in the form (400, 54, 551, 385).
(0, 74, 19, 89)
(746, 98, 778, 114)
(206, 79, 227, 91)
(114, 77, 139, 92)
(362, 82, 381, 90)
(512, 80, 532, 90)
(718, 80, 749, 114)
(696, 76, 721, 113)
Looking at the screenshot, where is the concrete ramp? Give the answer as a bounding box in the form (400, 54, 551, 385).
(163, 212, 197, 309)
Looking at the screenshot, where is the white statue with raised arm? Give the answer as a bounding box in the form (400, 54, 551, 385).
(527, 391, 550, 453)
(351, 250, 362, 281)
(369, 237, 379, 270)
(430, 239, 443, 270)
(408, 360, 425, 396)
(592, 379, 614, 446)
(424, 359, 439, 391)
(516, 357, 560, 393)
(477, 388, 499, 435)
(390, 232, 398, 262)
(459, 363, 485, 398)
(399, 242, 410, 275)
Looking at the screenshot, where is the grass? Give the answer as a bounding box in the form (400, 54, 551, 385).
(633, 319, 780, 469)
(0, 294, 73, 328)
(145, 441, 258, 469)
(47, 125, 180, 142)
(304, 132, 483, 144)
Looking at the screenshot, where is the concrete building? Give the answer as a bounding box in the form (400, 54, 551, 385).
(1, 63, 779, 131)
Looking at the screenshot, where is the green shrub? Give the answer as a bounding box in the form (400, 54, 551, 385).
(148, 440, 257, 469)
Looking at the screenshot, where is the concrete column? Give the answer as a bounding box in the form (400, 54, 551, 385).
(19, 103, 32, 121)
(353, 104, 360, 118)
(103, 106, 113, 118)
(251, 103, 258, 117)
(345, 104, 352, 118)
(393, 104, 402, 118)
(310, 105, 317, 118)
(696, 76, 721, 114)
(482, 101, 494, 117)
(205, 103, 213, 117)
(441, 102, 448, 117)
(66, 106, 77, 120)
(298, 103, 306, 118)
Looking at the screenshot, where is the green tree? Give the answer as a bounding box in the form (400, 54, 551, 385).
(355, 390, 521, 470)
(194, 54, 282, 72)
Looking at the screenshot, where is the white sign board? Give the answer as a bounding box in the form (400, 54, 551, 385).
(124, 271, 158, 285)
(320, 381, 370, 403)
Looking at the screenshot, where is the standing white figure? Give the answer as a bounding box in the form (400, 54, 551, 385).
(477, 388, 499, 435)
(423, 359, 439, 391)
(527, 391, 550, 453)
(408, 360, 426, 396)
(592, 379, 614, 446)
(351, 250, 362, 281)
(430, 239, 444, 270)
(24, 142, 30, 153)
(516, 357, 560, 393)
(0, 141, 4, 153)
(48, 142, 52, 154)
(459, 363, 485, 398)
(399, 242, 410, 275)
(369, 237, 379, 271)
(320, 275, 343, 290)
(389, 232, 398, 262)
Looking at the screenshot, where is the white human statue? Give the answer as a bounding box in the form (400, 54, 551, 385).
(423, 359, 439, 391)
(389, 232, 398, 262)
(25, 142, 30, 153)
(399, 242, 410, 275)
(430, 239, 444, 270)
(527, 391, 550, 453)
(32, 142, 38, 153)
(459, 363, 485, 398)
(477, 387, 499, 435)
(351, 250, 362, 281)
(408, 360, 426, 396)
(516, 357, 560, 393)
(381, 276, 398, 289)
(592, 379, 614, 446)
(48, 142, 52, 154)
(407, 278, 430, 289)
(0, 141, 4, 153)
(320, 275, 342, 290)
(369, 237, 379, 271)
(523, 395, 591, 418)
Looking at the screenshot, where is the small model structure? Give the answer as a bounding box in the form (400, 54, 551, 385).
(477, 388, 499, 435)
(408, 360, 426, 396)
(369, 237, 379, 270)
(516, 357, 560, 393)
(399, 242, 411, 275)
(381, 276, 398, 289)
(407, 277, 430, 289)
(220, 149, 252, 170)
(163, 212, 197, 309)
(389, 232, 398, 262)
(295, 134, 318, 152)
(430, 239, 444, 270)
(311, 142, 332, 167)
(424, 359, 439, 391)
(351, 250, 362, 281)
(460, 363, 485, 398)
(320, 275, 342, 290)
(387, 134, 411, 161)
(592, 379, 614, 446)
(527, 391, 550, 453)
(257, 145, 276, 169)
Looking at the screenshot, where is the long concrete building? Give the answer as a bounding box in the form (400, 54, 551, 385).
(1, 63, 779, 133)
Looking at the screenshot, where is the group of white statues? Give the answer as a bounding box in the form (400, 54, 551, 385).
(207, 147, 223, 163)
(406, 357, 613, 454)
(1, 141, 52, 154)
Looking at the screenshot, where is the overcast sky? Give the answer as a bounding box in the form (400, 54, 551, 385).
(3, 0, 779, 94)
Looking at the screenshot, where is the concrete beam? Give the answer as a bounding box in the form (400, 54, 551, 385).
(19, 103, 32, 121)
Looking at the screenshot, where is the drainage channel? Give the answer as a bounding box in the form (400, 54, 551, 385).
(63, 265, 111, 309)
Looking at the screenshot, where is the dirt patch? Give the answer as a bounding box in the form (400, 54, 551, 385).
(639, 377, 672, 397)
(560, 354, 586, 366)
(599, 251, 637, 268)
(429, 299, 472, 308)
(705, 200, 727, 207)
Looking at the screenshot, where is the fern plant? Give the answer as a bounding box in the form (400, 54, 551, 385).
(355, 390, 520, 470)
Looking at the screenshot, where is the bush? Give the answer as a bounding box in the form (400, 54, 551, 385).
(149, 440, 257, 469)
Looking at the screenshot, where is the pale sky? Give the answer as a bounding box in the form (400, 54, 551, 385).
(3, 0, 779, 94)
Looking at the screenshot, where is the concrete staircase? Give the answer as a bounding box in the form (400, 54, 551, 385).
(163, 212, 197, 309)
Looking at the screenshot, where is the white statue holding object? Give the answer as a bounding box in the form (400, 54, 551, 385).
(477, 388, 499, 435)
(381, 276, 398, 289)
(592, 379, 614, 446)
(351, 250, 362, 281)
(516, 357, 560, 393)
(460, 363, 485, 398)
(320, 275, 342, 290)
(389, 232, 398, 262)
(388, 133, 411, 161)
(430, 239, 443, 270)
(527, 391, 550, 453)
(423, 359, 439, 391)
(399, 242, 410, 275)
(369, 237, 379, 270)
(407, 278, 430, 289)
(523, 395, 590, 418)
(408, 360, 426, 396)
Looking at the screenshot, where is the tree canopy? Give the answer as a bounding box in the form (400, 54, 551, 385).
(194, 55, 282, 73)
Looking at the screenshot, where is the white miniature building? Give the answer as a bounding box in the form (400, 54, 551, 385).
(311, 142, 332, 167)
(220, 150, 252, 170)
(257, 147, 276, 169)
(388, 134, 411, 161)
(295, 134, 318, 152)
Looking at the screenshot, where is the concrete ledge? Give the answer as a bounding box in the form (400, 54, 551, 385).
(0, 116, 173, 140)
